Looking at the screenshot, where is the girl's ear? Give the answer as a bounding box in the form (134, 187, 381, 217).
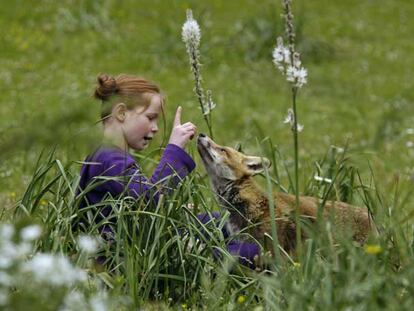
(113, 103, 127, 122)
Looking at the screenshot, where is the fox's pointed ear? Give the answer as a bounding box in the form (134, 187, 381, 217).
(243, 156, 271, 175)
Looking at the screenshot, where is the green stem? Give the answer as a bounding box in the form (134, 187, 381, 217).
(292, 86, 302, 257)
(190, 49, 214, 139)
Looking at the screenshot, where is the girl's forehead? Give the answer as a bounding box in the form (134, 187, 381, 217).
(146, 94, 163, 112)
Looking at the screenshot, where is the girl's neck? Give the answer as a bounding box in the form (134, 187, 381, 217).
(102, 124, 129, 152)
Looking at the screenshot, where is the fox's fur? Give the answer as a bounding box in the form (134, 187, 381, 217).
(197, 134, 373, 253)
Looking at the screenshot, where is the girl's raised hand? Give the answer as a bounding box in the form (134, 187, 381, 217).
(168, 106, 197, 149)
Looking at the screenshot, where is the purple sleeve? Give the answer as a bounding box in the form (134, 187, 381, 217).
(124, 144, 195, 201)
(95, 145, 195, 202)
(197, 212, 260, 269)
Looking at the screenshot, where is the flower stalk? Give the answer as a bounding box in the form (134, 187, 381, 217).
(182, 9, 215, 138)
(272, 0, 307, 257)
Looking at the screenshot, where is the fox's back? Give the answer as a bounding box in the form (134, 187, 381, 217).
(270, 192, 372, 245)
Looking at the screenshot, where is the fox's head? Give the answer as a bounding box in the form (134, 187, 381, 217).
(197, 134, 271, 182)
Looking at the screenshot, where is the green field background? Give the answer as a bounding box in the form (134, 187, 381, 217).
(1, 0, 413, 206)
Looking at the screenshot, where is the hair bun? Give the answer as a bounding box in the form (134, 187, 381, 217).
(94, 74, 118, 101)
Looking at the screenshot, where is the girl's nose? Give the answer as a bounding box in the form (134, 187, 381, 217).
(152, 123, 158, 132)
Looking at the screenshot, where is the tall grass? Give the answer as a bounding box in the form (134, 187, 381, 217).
(3, 141, 413, 309)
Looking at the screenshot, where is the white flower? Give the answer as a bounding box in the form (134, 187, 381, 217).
(182, 10, 201, 48)
(283, 108, 303, 132)
(272, 37, 291, 73)
(23, 253, 87, 286)
(406, 141, 413, 148)
(78, 235, 98, 254)
(0, 224, 14, 241)
(295, 67, 308, 87)
(0, 271, 12, 286)
(90, 295, 108, 311)
(21, 225, 42, 241)
(284, 108, 294, 124)
(0, 290, 8, 306)
(272, 37, 307, 88)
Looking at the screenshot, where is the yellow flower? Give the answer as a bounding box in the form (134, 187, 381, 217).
(237, 295, 246, 304)
(293, 262, 301, 268)
(10, 192, 16, 199)
(40, 199, 48, 206)
(181, 303, 187, 309)
(364, 244, 382, 255)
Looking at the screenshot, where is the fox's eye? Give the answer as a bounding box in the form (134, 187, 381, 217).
(219, 148, 227, 153)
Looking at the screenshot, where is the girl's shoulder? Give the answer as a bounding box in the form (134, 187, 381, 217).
(87, 146, 137, 174)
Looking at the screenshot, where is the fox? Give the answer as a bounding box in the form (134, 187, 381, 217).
(197, 133, 373, 253)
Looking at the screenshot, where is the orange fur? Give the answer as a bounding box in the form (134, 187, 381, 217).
(197, 134, 373, 253)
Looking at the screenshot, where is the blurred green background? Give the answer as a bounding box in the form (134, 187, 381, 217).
(1, 0, 413, 207)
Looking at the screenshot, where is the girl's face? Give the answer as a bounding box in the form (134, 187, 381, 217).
(122, 94, 163, 151)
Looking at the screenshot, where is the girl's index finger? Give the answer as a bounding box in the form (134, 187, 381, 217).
(173, 106, 182, 126)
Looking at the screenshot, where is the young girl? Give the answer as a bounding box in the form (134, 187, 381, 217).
(78, 74, 197, 212)
(78, 73, 259, 268)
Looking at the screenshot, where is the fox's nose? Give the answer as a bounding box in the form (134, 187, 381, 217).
(199, 133, 206, 138)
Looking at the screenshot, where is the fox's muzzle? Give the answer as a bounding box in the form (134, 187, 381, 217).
(197, 133, 214, 163)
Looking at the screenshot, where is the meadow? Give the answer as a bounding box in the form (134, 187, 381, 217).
(1, 0, 414, 309)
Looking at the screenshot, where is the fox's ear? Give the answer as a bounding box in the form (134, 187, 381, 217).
(243, 156, 271, 175)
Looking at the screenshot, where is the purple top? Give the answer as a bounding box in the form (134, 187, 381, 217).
(78, 144, 195, 214)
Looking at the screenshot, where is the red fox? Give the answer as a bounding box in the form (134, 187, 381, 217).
(197, 134, 373, 253)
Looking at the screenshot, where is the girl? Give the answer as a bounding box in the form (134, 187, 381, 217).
(78, 74, 196, 211)
(78, 73, 259, 268)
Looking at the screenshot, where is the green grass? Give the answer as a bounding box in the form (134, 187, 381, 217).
(1, 0, 414, 309)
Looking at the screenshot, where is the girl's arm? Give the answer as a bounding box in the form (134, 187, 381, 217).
(129, 144, 195, 201)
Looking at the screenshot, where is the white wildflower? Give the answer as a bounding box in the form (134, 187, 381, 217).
(21, 224, 42, 241)
(406, 128, 414, 135)
(23, 253, 87, 286)
(202, 90, 216, 115)
(283, 108, 303, 132)
(182, 10, 201, 48)
(284, 108, 294, 124)
(272, 38, 307, 88)
(0, 224, 14, 240)
(273, 37, 291, 73)
(314, 175, 333, 183)
(295, 67, 308, 88)
(0, 290, 8, 306)
(60, 290, 88, 311)
(0, 271, 12, 286)
(406, 141, 413, 148)
(78, 235, 98, 254)
(90, 294, 108, 311)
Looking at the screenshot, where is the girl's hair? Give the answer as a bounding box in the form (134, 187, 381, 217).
(94, 74, 165, 120)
